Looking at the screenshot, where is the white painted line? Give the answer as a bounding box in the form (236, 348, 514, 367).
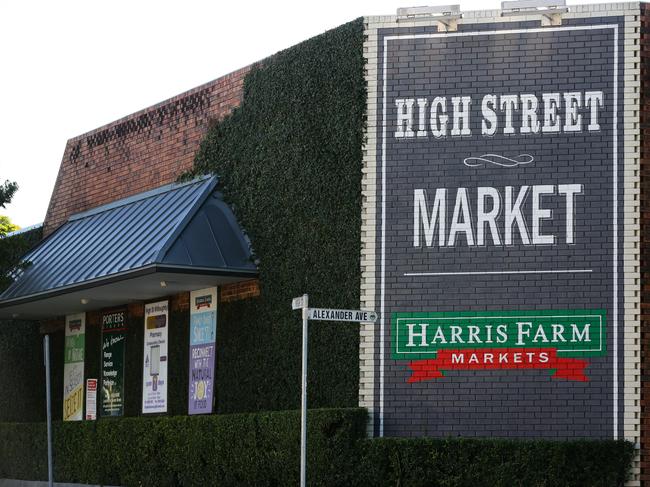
(403, 269, 593, 276)
(612, 24, 619, 441)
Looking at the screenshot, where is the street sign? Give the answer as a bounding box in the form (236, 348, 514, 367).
(308, 308, 378, 323)
(290, 294, 376, 487)
(292, 296, 307, 310)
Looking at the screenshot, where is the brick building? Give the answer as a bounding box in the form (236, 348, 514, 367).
(0, 1, 648, 485)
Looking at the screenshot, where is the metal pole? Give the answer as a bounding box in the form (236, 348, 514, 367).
(43, 335, 53, 487)
(300, 293, 309, 487)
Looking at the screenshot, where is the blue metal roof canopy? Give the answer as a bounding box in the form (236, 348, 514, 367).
(0, 176, 257, 319)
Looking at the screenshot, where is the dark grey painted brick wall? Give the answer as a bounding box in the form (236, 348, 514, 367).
(374, 17, 625, 439)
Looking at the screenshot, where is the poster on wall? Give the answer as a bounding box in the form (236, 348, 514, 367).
(188, 287, 218, 415)
(101, 310, 126, 417)
(142, 301, 168, 414)
(86, 379, 97, 421)
(63, 313, 85, 421)
(373, 19, 624, 439)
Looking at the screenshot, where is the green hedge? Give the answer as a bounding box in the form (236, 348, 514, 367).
(0, 408, 635, 486)
(359, 437, 635, 487)
(0, 408, 366, 486)
(187, 18, 366, 413)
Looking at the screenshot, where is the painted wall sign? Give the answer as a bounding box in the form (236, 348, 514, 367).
(393, 310, 605, 382)
(86, 379, 97, 421)
(142, 301, 168, 414)
(101, 310, 126, 417)
(188, 288, 217, 415)
(63, 313, 85, 421)
(373, 20, 625, 439)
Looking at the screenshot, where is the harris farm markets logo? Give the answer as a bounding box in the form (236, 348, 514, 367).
(392, 310, 605, 383)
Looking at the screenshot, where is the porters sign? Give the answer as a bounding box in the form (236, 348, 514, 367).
(101, 310, 126, 417)
(393, 310, 605, 382)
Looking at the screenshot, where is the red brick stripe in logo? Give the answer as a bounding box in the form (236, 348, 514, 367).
(407, 348, 589, 383)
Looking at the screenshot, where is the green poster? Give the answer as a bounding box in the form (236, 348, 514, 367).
(63, 313, 85, 421)
(101, 310, 126, 417)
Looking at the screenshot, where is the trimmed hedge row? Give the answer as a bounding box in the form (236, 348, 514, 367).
(0, 408, 366, 486)
(360, 437, 635, 487)
(0, 408, 635, 486)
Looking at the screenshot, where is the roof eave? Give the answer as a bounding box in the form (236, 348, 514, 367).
(0, 264, 258, 312)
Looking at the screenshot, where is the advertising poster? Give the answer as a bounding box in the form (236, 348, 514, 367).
(372, 19, 625, 438)
(63, 313, 85, 421)
(101, 310, 126, 417)
(86, 379, 97, 420)
(188, 287, 217, 414)
(142, 301, 168, 414)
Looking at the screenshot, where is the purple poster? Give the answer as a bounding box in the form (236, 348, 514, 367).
(188, 288, 217, 414)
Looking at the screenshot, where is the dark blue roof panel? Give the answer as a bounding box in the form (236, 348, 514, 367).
(0, 176, 257, 303)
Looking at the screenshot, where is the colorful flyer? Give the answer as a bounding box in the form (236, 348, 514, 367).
(142, 301, 168, 414)
(101, 310, 126, 417)
(63, 313, 85, 421)
(85, 379, 97, 420)
(188, 287, 217, 415)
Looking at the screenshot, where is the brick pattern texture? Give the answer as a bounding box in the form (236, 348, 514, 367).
(365, 12, 636, 442)
(220, 280, 261, 303)
(43, 66, 251, 236)
(641, 4, 650, 482)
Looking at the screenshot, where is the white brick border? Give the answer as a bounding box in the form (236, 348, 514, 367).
(359, 16, 379, 437)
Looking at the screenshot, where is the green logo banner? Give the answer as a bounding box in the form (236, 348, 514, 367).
(392, 309, 606, 360)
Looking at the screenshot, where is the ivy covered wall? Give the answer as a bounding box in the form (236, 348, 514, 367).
(0, 226, 45, 422)
(188, 18, 366, 412)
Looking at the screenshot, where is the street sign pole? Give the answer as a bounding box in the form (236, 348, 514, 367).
(299, 294, 309, 487)
(291, 295, 376, 487)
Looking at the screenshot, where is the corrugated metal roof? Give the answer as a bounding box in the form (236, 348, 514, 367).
(0, 176, 257, 305)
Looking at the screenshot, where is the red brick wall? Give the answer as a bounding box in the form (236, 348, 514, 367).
(641, 4, 650, 482)
(43, 66, 252, 236)
(220, 280, 261, 302)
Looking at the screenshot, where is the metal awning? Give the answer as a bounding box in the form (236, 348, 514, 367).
(0, 176, 257, 319)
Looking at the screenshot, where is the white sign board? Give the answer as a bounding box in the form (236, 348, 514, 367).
(142, 300, 168, 414)
(63, 313, 85, 421)
(307, 308, 378, 323)
(85, 378, 97, 420)
(292, 296, 306, 310)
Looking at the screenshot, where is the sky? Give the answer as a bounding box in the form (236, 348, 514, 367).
(0, 0, 629, 228)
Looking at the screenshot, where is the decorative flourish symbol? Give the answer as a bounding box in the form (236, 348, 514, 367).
(463, 153, 535, 168)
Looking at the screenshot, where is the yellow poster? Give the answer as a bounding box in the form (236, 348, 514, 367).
(63, 313, 85, 421)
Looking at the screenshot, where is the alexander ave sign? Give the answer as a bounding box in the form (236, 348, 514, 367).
(393, 310, 605, 382)
(309, 308, 378, 323)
